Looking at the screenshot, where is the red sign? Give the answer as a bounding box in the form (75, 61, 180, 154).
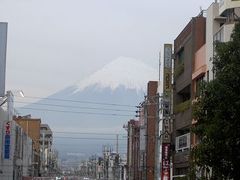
(5, 121, 10, 134)
(161, 143, 170, 180)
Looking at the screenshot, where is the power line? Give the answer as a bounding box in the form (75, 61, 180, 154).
(53, 131, 126, 136)
(17, 107, 135, 117)
(54, 136, 126, 141)
(53, 143, 127, 147)
(16, 95, 137, 107)
(14, 101, 134, 112)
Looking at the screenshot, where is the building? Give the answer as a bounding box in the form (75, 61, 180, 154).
(172, 1, 240, 178)
(0, 108, 21, 179)
(0, 108, 33, 179)
(138, 106, 146, 180)
(125, 81, 159, 180)
(22, 133, 33, 178)
(145, 81, 159, 180)
(14, 116, 41, 176)
(39, 124, 53, 176)
(126, 119, 140, 180)
(206, 0, 240, 81)
(173, 13, 206, 178)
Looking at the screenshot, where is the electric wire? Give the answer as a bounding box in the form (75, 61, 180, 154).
(15, 95, 137, 107)
(54, 136, 126, 141)
(53, 131, 126, 136)
(14, 101, 134, 112)
(16, 107, 135, 117)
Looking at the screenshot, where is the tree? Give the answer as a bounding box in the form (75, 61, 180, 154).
(192, 23, 240, 179)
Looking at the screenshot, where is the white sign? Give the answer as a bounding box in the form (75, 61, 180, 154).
(164, 44, 172, 69)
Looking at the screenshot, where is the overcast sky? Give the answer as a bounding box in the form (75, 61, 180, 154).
(0, 0, 214, 97)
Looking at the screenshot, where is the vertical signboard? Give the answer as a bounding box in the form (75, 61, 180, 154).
(163, 44, 172, 97)
(4, 121, 11, 159)
(162, 44, 172, 142)
(0, 22, 8, 97)
(161, 44, 172, 180)
(161, 143, 170, 180)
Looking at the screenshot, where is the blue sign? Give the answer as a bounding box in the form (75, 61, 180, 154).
(4, 122, 11, 159)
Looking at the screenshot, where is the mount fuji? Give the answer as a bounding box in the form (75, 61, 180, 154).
(19, 57, 158, 160)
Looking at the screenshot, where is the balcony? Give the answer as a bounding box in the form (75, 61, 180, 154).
(174, 100, 191, 114)
(175, 107, 191, 130)
(174, 150, 190, 166)
(219, 0, 240, 15)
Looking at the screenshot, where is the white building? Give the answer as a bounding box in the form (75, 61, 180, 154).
(40, 124, 53, 176)
(0, 110, 33, 179)
(206, 0, 240, 81)
(22, 133, 33, 178)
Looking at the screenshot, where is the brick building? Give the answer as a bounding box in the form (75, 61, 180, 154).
(126, 119, 140, 180)
(145, 81, 159, 180)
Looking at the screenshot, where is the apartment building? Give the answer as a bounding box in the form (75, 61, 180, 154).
(15, 116, 41, 177)
(173, 1, 240, 178)
(206, 0, 240, 81)
(40, 124, 53, 176)
(172, 14, 206, 177)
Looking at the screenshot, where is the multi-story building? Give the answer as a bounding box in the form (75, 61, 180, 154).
(145, 81, 159, 180)
(126, 81, 159, 180)
(0, 108, 33, 179)
(173, 1, 240, 178)
(126, 119, 140, 180)
(22, 133, 33, 178)
(138, 106, 146, 180)
(173, 14, 206, 178)
(15, 116, 41, 177)
(39, 124, 53, 176)
(206, 0, 240, 81)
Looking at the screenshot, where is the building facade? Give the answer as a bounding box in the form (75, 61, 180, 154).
(126, 119, 140, 180)
(145, 81, 159, 180)
(39, 124, 53, 176)
(14, 116, 41, 177)
(173, 1, 240, 178)
(173, 14, 206, 178)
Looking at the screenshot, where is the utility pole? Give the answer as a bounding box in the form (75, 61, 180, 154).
(116, 134, 119, 154)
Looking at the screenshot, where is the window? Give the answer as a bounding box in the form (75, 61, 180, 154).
(196, 76, 204, 98)
(207, 71, 209, 82)
(178, 48, 184, 64)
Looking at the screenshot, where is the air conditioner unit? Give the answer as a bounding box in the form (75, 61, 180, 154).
(175, 133, 190, 152)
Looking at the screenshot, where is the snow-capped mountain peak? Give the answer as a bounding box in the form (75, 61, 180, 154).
(75, 57, 158, 92)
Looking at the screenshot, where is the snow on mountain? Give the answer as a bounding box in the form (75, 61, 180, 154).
(75, 57, 158, 92)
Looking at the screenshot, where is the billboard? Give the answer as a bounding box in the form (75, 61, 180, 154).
(0, 22, 8, 97)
